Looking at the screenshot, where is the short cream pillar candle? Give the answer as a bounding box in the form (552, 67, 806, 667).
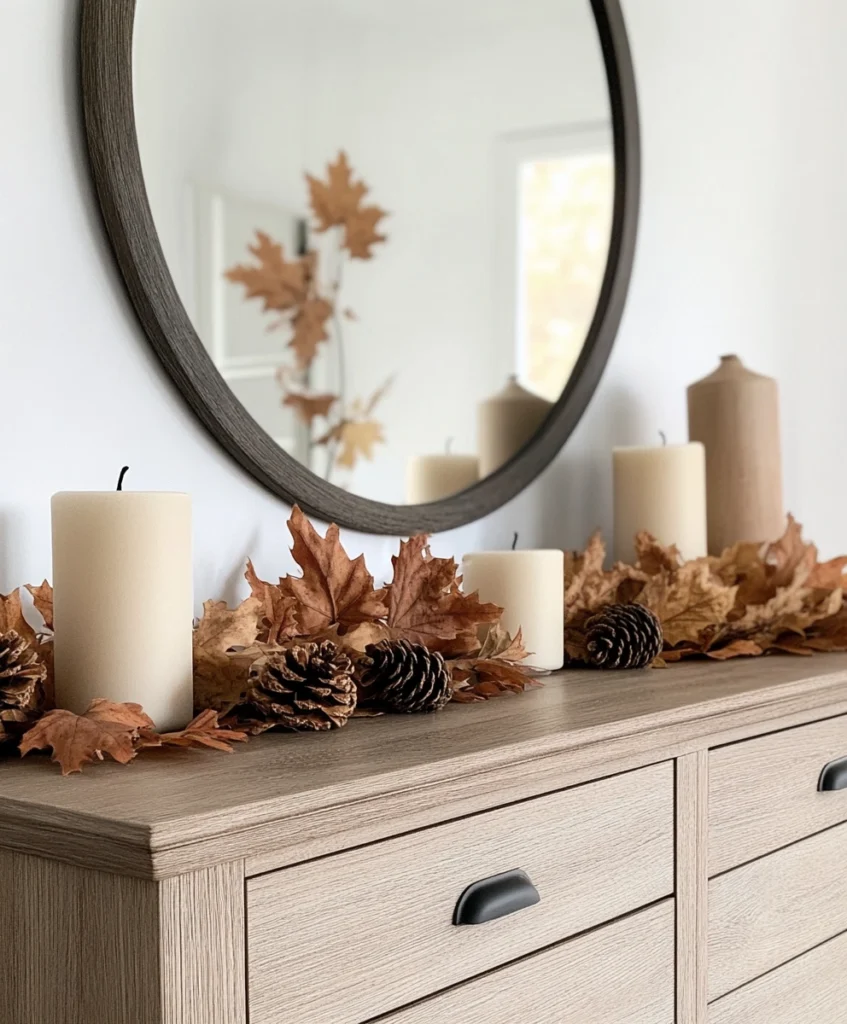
(52, 477, 193, 730)
(461, 550, 564, 671)
(613, 441, 707, 563)
(406, 454, 479, 504)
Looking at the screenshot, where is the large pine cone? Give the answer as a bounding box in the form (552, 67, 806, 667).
(359, 639, 452, 714)
(0, 630, 46, 745)
(585, 604, 663, 670)
(243, 640, 356, 731)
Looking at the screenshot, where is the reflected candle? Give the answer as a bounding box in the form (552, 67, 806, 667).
(406, 454, 479, 504)
(461, 549, 564, 671)
(51, 469, 194, 730)
(613, 440, 707, 562)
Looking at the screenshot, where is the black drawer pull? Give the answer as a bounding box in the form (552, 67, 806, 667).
(818, 757, 847, 791)
(453, 869, 540, 926)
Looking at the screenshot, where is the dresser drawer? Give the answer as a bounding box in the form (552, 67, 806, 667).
(247, 761, 674, 1024)
(382, 900, 674, 1024)
(708, 820, 847, 1000)
(710, 715, 847, 874)
(709, 926, 847, 1024)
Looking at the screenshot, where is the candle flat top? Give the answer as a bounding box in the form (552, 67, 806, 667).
(1, 654, 846, 880)
(52, 491, 190, 497)
(463, 549, 565, 559)
(612, 441, 704, 454)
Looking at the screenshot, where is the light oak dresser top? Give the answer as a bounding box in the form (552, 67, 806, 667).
(2, 654, 847, 880)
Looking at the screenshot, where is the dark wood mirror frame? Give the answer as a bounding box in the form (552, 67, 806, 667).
(80, 0, 639, 535)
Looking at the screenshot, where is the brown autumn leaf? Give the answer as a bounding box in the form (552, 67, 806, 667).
(193, 597, 262, 712)
(386, 534, 502, 646)
(225, 231, 309, 313)
(138, 709, 248, 753)
(285, 505, 388, 633)
(0, 589, 38, 649)
(306, 151, 369, 231)
(343, 204, 388, 260)
(335, 419, 384, 469)
(289, 296, 333, 369)
(763, 514, 816, 590)
(806, 556, 847, 591)
(634, 532, 682, 575)
(704, 639, 764, 660)
(450, 626, 538, 701)
(19, 700, 154, 775)
(637, 562, 737, 648)
(564, 532, 647, 623)
(245, 560, 300, 645)
(25, 580, 53, 632)
(282, 391, 338, 426)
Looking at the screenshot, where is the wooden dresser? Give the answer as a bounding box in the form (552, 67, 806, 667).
(3, 655, 847, 1023)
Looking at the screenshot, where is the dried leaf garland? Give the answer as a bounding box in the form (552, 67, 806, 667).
(564, 515, 847, 664)
(450, 625, 538, 702)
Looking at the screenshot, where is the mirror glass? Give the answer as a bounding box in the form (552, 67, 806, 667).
(133, 0, 613, 505)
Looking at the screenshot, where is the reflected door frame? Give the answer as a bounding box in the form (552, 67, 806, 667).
(493, 120, 613, 396)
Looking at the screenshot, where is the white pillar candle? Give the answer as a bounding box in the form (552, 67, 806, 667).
(461, 550, 564, 671)
(52, 481, 193, 730)
(406, 454, 479, 504)
(613, 442, 708, 563)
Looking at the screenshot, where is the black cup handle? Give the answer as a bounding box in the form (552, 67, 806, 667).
(818, 756, 847, 791)
(453, 868, 541, 926)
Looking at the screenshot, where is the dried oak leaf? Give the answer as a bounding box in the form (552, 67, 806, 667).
(386, 534, 501, 648)
(289, 296, 333, 369)
(805, 556, 847, 591)
(306, 151, 368, 231)
(19, 700, 154, 775)
(285, 505, 388, 633)
(138, 709, 248, 754)
(25, 580, 53, 632)
(283, 391, 338, 426)
(763, 514, 816, 590)
(245, 560, 300, 645)
(225, 231, 309, 312)
(343, 204, 388, 260)
(193, 597, 262, 712)
(636, 562, 737, 648)
(704, 639, 764, 660)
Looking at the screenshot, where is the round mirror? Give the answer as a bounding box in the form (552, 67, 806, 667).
(81, 0, 638, 533)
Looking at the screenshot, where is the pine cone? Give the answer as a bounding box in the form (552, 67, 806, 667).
(243, 640, 356, 731)
(0, 630, 46, 745)
(358, 639, 452, 713)
(585, 604, 663, 670)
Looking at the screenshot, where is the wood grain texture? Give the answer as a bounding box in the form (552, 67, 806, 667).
(380, 901, 675, 1024)
(247, 763, 673, 1024)
(709, 927, 847, 1024)
(159, 862, 246, 1024)
(709, 714, 847, 874)
(677, 750, 709, 1024)
(3, 656, 847, 879)
(708, 820, 847, 1000)
(79, 0, 639, 535)
(0, 851, 245, 1024)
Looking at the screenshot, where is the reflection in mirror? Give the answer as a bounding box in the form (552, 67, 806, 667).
(133, 0, 613, 505)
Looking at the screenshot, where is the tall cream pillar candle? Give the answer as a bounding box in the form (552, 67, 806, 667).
(52, 480, 193, 730)
(461, 550, 564, 670)
(406, 454, 479, 504)
(613, 442, 707, 563)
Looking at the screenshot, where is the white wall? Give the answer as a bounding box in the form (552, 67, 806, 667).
(3, 0, 847, 611)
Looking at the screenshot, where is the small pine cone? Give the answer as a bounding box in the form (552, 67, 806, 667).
(244, 640, 356, 731)
(358, 639, 452, 714)
(585, 604, 663, 670)
(0, 630, 46, 745)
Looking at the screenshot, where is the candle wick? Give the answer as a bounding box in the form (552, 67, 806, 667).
(445, 437, 453, 455)
(512, 531, 519, 551)
(659, 431, 667, 447)
(116, 466, 130, 491)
